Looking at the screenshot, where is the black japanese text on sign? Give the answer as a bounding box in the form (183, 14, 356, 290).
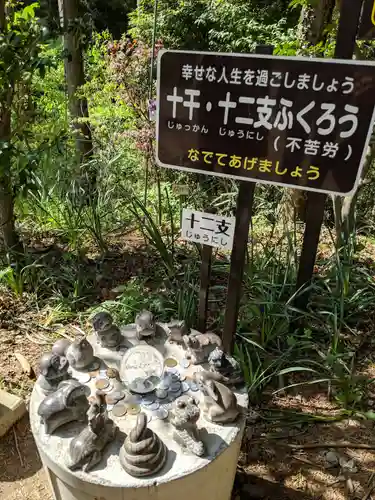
(156, 50, 375, 195)
(358, 0, 375, 39)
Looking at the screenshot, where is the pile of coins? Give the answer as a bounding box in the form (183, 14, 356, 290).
(78, 357, 199, 423)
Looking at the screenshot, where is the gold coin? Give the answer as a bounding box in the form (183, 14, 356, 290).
(164, 357, 178, 368)
(112, 402, 127, 417)
(89, 370, 99, 378)
(106, 368, 119, 379)
(126, 403, 141, 415)
(95, 378, 110, 390)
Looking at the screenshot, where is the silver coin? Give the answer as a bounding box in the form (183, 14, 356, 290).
(124, 393, 142, 404)
(166, 367, 178, 375)
(155, 388, 168, 399)
(171, 373, 180, 383)
(189, 382, 199, 392)
(159, 376, 172, 390)
(170, 382, 182, 392)
(147, 375, 161, 387)
(112, 391, 126, 402)
(148, 401, 160, 411)
(78, 373, 91, 384)
(181, 382, 190, 393)
(180, 358, 190, 369)
(154, 407, 168, 420)
(141, 394, 156, 405)
(172, 389, 182, 399)
(161, 402, 173, 410)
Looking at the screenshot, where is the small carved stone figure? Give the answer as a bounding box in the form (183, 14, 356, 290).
(38, 380, 89, 434)
(51, 338, 71, 357)
(67, 394, 117, 472)
(135, 310, 156, 340)
(36, 352, 70, 394)
(193, 371, 239, 424)
(182, 332, 222, 365)
(91, 311, 122, 348)
(120, 412, 167, 477)
(166, 320, 189, 344)
(65, 337, 98, 371)
(208, 347, 243, 385)
(170, 395, 205, 457)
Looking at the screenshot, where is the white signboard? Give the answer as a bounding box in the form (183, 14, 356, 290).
(181, 208, 235, 250)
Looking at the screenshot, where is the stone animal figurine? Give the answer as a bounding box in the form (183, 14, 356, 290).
(169, 395, 205, 457)
(135, 310, 156, 340)
(67, 394, 117, 472)
(65, 337, 98, 371)
(91, 311, 122, 348)
(51, 338, 71, 357)
(193, 371, 239, 424)
(36, 352, 70, 394)
(182, 332, 222, 365)
(120, 412, 167, 477)
(38, 379, 90, 434)
(208, 347, 243, 385)
(165, 320, 190, 344)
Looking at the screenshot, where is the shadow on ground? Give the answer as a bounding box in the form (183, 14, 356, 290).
(0, 415, 41, 483)
(237, 394, 375, 500)
(234, 470, 318, 499)
(0, 415, 52, 500)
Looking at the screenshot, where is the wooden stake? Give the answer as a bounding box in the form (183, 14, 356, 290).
(198, 243, 213, 332)
(295, 0, 364, 311)
(222, 44, 274, 353)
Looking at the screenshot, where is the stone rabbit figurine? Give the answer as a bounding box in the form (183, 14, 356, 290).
(91, 311, 122, 349)
(38, 380, 90, 434)
(67, 394, 117, 472)
(65, 337, 98, 371)
(193, 371, 239, 424)
(120, 412, 167, 477)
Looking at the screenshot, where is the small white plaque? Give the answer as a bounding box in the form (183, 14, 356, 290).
(181, 209, 235, 250)
(120, 345, 164, 393)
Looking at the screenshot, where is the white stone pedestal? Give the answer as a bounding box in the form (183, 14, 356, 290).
(30, 327, 247, 500)
(38, 428, 243, 500)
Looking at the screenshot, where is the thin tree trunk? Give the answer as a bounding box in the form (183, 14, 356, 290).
(59, 0, 93, 164)
(332, 35, 372, 248)
(289, 0, 336, 223)
(0, 0, 21, 252)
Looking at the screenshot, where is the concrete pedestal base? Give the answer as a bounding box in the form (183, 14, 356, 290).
(39, 428, 243, 500)
(31, 327, 247, 500)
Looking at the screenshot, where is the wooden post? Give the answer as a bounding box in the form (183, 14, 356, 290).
(222, 44, 274, 354)
(197, 207, 215, 332)
(198, 243, 213, 332)
(295, 0, 364, 311)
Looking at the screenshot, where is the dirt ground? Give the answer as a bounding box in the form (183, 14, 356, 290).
(0, 416, 52, 500)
